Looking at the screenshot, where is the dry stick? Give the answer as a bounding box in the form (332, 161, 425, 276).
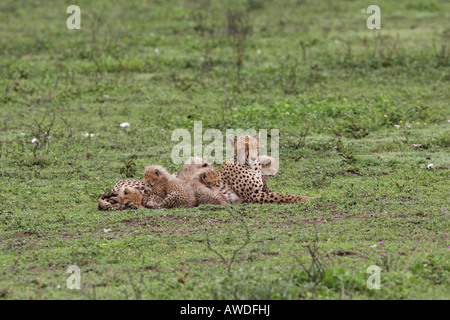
(432, 37, 448, 63)
(206, 215, 250, 273)
(336, 38, 352, 60)
(381, 35, 398, 65)
(299, 41, 307, 63)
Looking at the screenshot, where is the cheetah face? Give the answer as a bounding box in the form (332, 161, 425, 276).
(200, 170, 219, 187)
(144, 168, 163, 186)
(229, 134, 260, 165)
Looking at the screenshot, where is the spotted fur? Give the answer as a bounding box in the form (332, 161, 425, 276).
(178, 161, 228, 206)
(217, 134, 315, 203)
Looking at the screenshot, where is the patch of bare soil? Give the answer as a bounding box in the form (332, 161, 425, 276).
(11, 231, 40, 239)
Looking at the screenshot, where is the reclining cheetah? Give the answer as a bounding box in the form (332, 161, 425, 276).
(131, 165, 197, 209)
(216, 134, 315, 203)
(98, 176, 148, 210)
(98, 157, 226, 210)
(98, 187, 147, 210)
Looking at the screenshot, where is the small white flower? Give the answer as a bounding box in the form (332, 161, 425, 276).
(83, 132, 99, 138)
(427, 163, 433, 169)
(120, 122, 130, 128)
(412, 144, 421, 147)
(46, 135, 52, 139)
(447, 120, 450, 123)
(154, 48, 159, 53)
(200, 57, 205, 61)
(406, 125, 411, 128)
(103, 94, 109, 98)
(370, 245, 377, 248)
(257, 49, 261, 54)
(394, 125, 400, 128)
(31, 138, 38, 144)
(103, 228, 111, 233)
(21, 133, 26, 136)
(57, 284, 61, 289)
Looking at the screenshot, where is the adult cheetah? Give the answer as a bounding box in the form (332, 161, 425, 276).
(216, 134, 315, 203)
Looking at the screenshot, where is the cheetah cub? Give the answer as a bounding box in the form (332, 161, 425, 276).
(98, 187, 148, 210)
(177, 158, 228, 206)
(141, 165, 196, 209)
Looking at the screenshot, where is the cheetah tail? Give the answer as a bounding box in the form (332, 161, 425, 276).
(252, 191, 317, 204)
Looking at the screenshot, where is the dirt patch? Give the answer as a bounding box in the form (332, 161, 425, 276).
(173, 229, 196, 235)
(28, 264, 64, 272)
(205, 218, 223, 225)
(281, 220, 298, 226)
(332, 251, 356, 256)
(262, 252, 279, 256)
(11, 231, 40, 239)
(276, 213, 377, 227)
(121, 217, 151, 227)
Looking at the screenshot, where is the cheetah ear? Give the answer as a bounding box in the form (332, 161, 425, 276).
(155, 170, 160, 176)
(124, 189, 129, 195)
(202, 173, 207, 179)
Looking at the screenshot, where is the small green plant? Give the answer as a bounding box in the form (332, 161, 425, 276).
(226, 8, 252, 89)
(23, 109, 55, 163)
(291, 226, 329, 299)
(344, 123, 369, 139)
(119, 156, 137, 178)
(279, 55, 300, 94)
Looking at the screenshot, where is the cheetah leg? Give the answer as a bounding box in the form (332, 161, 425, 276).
(143, 195, 165, 209)
(98, 191, 122, 210)
(100, 191, 119, 199)
(261, 175, 275, 193)
(98, 198, 115, 210)
(123, 201, 143, 210)
(159, 191, 194, 208)
(197, 189, 228, 206)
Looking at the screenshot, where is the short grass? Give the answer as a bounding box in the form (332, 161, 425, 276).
(0, 0, 449, 299)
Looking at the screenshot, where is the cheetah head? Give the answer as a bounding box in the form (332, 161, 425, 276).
(258, 155, 278, 176)
(199, 168, 219, 187)
(227, 134, 260, 166)
(143, 165, 171, 186)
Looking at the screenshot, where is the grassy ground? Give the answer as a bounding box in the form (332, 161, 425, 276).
(0, 0, 449, 299)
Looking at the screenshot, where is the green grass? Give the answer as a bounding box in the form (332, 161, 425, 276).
(0, 0, 449, 299)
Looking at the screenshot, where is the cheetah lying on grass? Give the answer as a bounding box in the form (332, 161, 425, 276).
(98, 158, 226, 210)
(98, 134, 315, 209)
(99, 165, 195, 210)
(215, 134, 316, 203)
